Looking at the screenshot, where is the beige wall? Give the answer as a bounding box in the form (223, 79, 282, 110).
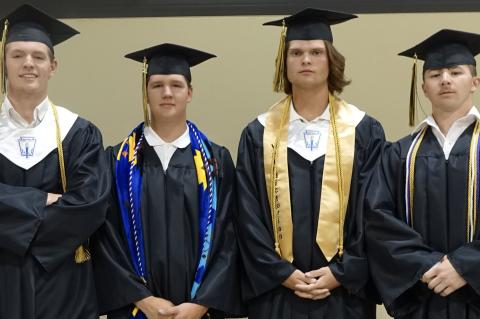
(47, 12, 480, 319)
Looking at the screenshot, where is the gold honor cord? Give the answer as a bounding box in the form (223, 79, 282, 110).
(51, 101, 90, 263)
(467, 120, 480, 241)
(408, 127, 427, 227)
(1, 19, 9, 95)
(330, 96, 345, 257)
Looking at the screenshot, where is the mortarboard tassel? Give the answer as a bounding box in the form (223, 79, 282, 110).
(142, 56, 150, 126)
(1, 19, 9, 95)
(273, 20, 287, 93)
(409, 54, 418, 127)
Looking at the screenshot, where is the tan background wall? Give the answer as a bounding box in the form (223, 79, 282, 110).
(45, 12, 480, 318)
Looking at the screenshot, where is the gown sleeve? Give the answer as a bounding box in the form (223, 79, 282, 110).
(91, 146, 152, 314)
(192, 146, 246, 317)
(365, 141, 444, 315)
(30, 121, 110, 273)
(329, 117, 386, 296)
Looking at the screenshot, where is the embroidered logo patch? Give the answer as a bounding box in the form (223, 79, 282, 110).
(303, 129, 321, 151)
(18, 136, 36, 159)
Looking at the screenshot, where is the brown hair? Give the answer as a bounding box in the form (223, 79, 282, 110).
(282, 40, 351, 95)
(422, 64, 477, 79)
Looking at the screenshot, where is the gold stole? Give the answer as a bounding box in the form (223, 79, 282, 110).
(264, 94, 357, 262)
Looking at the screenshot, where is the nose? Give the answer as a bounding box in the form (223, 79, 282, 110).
(440, 71, 451, 85)
(23, 55, 34, 68)
(301, 53, 311, 65)
(162, 85, 173, 98)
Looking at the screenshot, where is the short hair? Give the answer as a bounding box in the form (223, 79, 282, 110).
(282, 40, 351, 95)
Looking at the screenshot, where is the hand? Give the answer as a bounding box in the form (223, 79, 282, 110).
(46, 193, 62, 206)
(294, 266, 341, 300)
(158, 302, 208, 319)
(282, 269, 315, 291)
(134, 296, 175, 319)
(422, 256, 467, 297)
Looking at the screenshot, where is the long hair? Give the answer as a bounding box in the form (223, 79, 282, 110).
(283, 40, 351, 95)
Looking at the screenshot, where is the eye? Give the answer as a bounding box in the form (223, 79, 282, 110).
(289, 50, 301, 57)
(311, 49, 323, 56)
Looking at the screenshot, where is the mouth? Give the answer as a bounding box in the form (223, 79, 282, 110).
(439, 91, 455, 96)
(20, 74, 38, 79)
(159, 103, 175, 107)
(300, 70, 314, 74)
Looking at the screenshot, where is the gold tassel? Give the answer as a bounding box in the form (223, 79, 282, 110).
(1, 19, 9, 95)
(75, 246, 91, 263)
(142, 57, 150, 126)
(409, 54, 418, 127)
(52, 101, 90, 264)
(273, 20, 287, 93)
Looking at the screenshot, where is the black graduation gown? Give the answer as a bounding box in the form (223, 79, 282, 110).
(0, 118, 109, 319)
(366, 125, 480, 318)
(92, 140, 245, 318)
(236, 115, 385, 319)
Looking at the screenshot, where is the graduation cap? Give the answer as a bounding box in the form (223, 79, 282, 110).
(125, 43, 216, 126)
(399, 29, 480, 126)
(263, 8, 357, 92)
(0, 4, 79, 94)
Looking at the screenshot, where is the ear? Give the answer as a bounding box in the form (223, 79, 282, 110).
(471, 76, 480, 93)
(49, 58, 58, 78)
(187, 86, 193, 103)
(421, 82, 427, 95)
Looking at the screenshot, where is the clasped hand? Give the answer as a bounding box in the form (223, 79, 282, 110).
(282, 267, 340, 300)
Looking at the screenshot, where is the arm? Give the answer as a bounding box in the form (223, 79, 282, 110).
(328, 118, 386, 295)
(30, 122, 110, 272)
(191, 146, 246, 317)
(365, 141, 443, 313)
(91, 146, 153, 314)
(235, 125, 297, 300)
(0, 183, 47, 256)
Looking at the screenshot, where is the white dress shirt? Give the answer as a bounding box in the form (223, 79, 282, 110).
(412, 106, 480, 160)
(3, 96, 49, 128)
(258, 101, 331, 162)
(144, 125, 191, 170)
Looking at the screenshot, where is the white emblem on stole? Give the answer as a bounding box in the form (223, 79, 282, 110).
(303, 129, 320, 151)
(18, 137, 36, 158)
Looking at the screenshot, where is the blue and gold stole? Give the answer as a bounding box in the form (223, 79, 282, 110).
(115, 121, 218, 318)
(405, 121, 480, 241)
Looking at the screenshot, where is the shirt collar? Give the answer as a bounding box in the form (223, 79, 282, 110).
(144, 125, 191, 148)
(3, 96, 50, 128)
(411, 106, 480, 135)
(289, 100, 330, 123)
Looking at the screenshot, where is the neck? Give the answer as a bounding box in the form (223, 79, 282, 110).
(291, 85, 329, 121)
(6, 91, 47, 124)
(150, 117, 187, 143)
(432, 100, 473, 135)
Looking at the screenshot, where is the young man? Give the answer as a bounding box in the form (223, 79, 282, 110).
(236, 8, 385, 319)
(366, 29, 480, 318)
(92, 43, 244, 319)
(0, 4, 109, 319)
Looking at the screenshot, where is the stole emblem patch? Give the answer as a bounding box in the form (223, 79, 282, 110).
(303, 129, 321, 151)
(18, 136, 36, 159)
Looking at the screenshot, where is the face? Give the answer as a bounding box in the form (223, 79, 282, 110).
(5, 41, 57, 97)
(286, 40, 329, 92)
(147, 74, 192, 123)
(422, 65, 479, 112)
